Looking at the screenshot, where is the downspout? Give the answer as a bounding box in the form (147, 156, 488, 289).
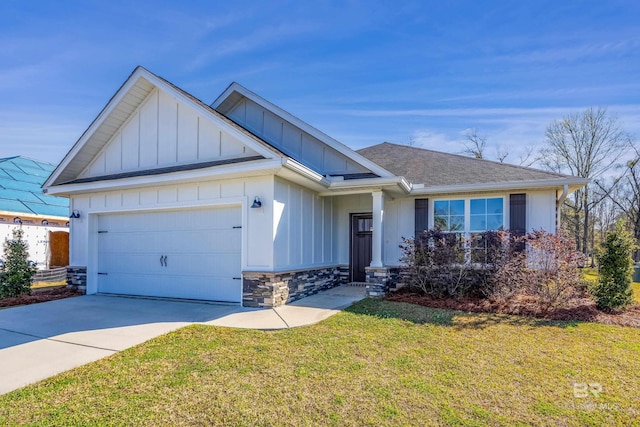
(556, 184, 569, 233)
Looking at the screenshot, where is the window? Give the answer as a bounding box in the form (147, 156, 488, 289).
(470, 198, 503, 232)
(433, 200, 465, 231)
(433, 197, 505, 263)
(357, 217, 373, 232)
(433, 197, 504, 233)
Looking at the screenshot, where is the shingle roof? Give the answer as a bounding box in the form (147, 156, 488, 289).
(0, 157, 68, 217)
(356, 142, 571, 187)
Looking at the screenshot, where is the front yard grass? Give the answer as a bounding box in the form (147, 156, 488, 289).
(1, 299, 639, 426)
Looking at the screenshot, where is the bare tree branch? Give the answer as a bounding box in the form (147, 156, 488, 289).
(539, 107, 631, 255)
(462, 128, 486, 159)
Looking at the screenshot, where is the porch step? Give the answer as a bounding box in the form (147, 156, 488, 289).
(346, 282, 368, 287)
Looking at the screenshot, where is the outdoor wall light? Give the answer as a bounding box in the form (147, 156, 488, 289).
(69, 210, 81, 219)
(250, 196, 262, 208)
(13, 217, 22, 224)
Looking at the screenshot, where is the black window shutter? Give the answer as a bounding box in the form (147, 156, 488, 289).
(415, 198, 429, 238)
(509, 194, 526, 235)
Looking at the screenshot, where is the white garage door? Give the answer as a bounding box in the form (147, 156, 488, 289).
(97, 206, 242, 302)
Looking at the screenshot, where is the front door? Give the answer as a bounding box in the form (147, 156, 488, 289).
(350, 213, 373, 282)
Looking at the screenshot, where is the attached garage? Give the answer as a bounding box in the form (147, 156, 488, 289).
(96, 206, 242, 302)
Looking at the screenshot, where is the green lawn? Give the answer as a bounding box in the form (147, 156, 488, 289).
(1, 300, 639, 426)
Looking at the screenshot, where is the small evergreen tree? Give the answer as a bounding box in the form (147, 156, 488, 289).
(592, 224, 636, 310)
(0, 227, 36, 298)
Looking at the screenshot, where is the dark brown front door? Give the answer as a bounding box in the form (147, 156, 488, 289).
(350, 213, 373, 282)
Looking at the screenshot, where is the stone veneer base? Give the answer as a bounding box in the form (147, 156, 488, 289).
(66, 266, 87, 294)
(365, 266, 406, 297)
(243, 266, 347, 308)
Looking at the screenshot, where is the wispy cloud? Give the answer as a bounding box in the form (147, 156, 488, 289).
(503, 36, 640, 64)
(185, 22, 320, 71)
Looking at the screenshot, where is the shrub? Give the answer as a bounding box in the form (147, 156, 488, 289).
(592, 225, 636, 311)
(0, 227, 37, 298)
(400, 229, 585, 307)
(523, 230, 586, 308)
(401, 229, 522, 298)
(400, 229, 475, 297)
(484, 231, 528, 301)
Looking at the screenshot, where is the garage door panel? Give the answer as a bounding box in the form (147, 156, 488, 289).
(98, 273, 240, 301)
(97, 207, 242, 302)
(167, 229, 241, 252)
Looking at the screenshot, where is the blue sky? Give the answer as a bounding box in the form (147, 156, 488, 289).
(1, 0, 638, 167)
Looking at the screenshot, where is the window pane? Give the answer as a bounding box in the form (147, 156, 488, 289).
(470, 215, 486, 231)
(434, 215, 447, 230)
(449, 200, 464, 216)
(470, 199, 485, 215)
(450, 215, 465, 231)
(487, 198, 503, 214)
(358, 218, 372, 232)
(434, 201, 448, 216)
(487, 214, 503, 230)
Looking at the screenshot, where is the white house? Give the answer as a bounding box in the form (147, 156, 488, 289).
(43, 67, 587, 307)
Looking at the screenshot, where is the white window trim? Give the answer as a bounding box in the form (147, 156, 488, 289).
(429, 195, 510, 234)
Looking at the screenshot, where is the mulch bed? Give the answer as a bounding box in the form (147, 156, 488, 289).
(386, 289, 640, 328)
(0, 287, 82, 309)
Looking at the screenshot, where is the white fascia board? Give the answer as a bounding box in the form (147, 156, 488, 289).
(43, 67, 150, 189)
(45, 158, 283, 196)
(281, 158, 330, 186)
(409, 177, 589, 196)
(328, 176, 411, 191)
(212, 83, 394, 178)
(318, 176, 411, 196)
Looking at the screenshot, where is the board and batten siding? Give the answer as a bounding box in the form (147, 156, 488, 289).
(527, 190, 556, 234)
(69, 176, 275, 288)
(273, 178, 335, 270)
(226, 97, 369, 176)
(80, 88, 259, 179)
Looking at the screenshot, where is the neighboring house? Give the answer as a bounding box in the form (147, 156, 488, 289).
(0, 156, 69, 269)
(43, 67, 587, 307)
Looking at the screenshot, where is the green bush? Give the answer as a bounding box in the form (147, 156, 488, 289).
(0, 227, 36, 298)
(592, 225, 637, 311)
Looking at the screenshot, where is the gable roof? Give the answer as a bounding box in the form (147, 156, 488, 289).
(212, 82, 393, 178)
(357, 142, 584, 189)
(0, 157, 68, 217)
(44, 67, 285, 189)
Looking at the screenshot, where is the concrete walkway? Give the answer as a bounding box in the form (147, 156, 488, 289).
(0, 285, 365, 395)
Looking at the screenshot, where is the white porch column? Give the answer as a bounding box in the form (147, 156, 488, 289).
(371, 191, 385, 268)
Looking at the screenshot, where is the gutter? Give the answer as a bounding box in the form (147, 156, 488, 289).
(44, 158, 284, 196)
(556, 184, 570, 230)
(319, 176, 411, 196)
(281, 158, 331, 186)
(408, 177, 589, 195)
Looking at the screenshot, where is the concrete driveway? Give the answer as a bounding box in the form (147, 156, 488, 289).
(0, 285, 365, 395)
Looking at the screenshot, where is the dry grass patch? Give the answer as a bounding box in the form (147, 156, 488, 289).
(31, 280, 66, 289)
(1, 299, 639, 426)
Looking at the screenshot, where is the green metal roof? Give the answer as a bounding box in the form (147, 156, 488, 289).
(0, 157, 68, 217)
